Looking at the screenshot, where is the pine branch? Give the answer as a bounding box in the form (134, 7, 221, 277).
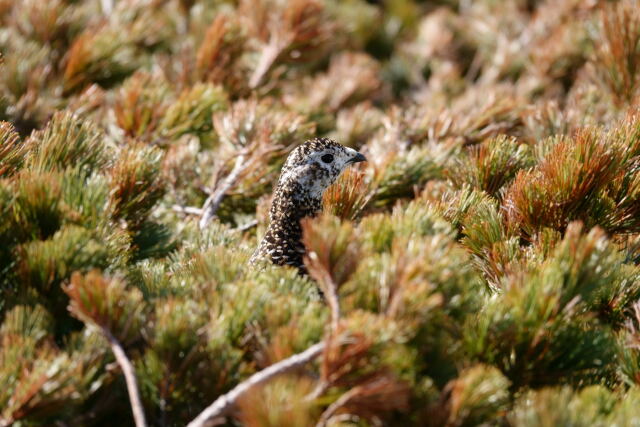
(63, 272, 147, 426)
(199, 154, 246, 230)
(316, 372, 410, 426)
(307, 248, 341, 332)
(302, 215, 361, 331)
(187, 341, 325, 427)
(325, 274, 341, 334)
(102, 328, 147, 427)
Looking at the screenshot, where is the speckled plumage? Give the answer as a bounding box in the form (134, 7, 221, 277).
(250, 138, 366, 270)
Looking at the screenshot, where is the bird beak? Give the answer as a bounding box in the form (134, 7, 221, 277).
(348, 152, 367, 164)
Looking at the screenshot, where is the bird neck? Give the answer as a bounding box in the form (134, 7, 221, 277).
(270, 182, 323, 223)
(253, 183, 323, 269)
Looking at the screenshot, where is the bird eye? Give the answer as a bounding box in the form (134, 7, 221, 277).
(321, 154, 334, 163)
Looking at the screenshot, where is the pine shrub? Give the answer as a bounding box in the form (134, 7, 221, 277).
(2, 1, 640, 425)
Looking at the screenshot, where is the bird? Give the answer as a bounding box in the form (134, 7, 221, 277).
(250, 137, 366, 270)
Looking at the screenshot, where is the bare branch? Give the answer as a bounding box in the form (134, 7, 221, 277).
(326, 276, 341, 334)
(304, 251, 341, 333)
(187, 341, 325, 427)
(199, 154, 247, 229)
(306, 378, 329, 403)
(172, 205, 204, 216)
(103, 329, 147, 427)
(316, 386, 360, 427)
(235, 219, 259, 232)
(100, 0, 114, 15)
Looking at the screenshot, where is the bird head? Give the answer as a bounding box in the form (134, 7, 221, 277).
(277, 138, 367, 200)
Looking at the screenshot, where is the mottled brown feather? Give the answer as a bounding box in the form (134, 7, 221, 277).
(250, 138, 364, 270)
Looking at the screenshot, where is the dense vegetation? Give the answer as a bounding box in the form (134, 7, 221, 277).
(2, 0, 640, 425)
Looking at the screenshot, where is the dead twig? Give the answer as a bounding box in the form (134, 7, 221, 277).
(103, 329, 147, 427)
(236, 219, 259, 232)
(100, 0, 114, 15)
(315, 386, 360, 427)
(199, 154, 247, 229)
(325, 276, 341, 334)
(172, 205, 204, 216)
(187, 341, 325, 427)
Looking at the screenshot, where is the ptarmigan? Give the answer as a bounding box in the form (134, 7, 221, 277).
(250, 137, 366, 270)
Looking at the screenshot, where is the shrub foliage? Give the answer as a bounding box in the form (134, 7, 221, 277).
(2, 0, 640, 425)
